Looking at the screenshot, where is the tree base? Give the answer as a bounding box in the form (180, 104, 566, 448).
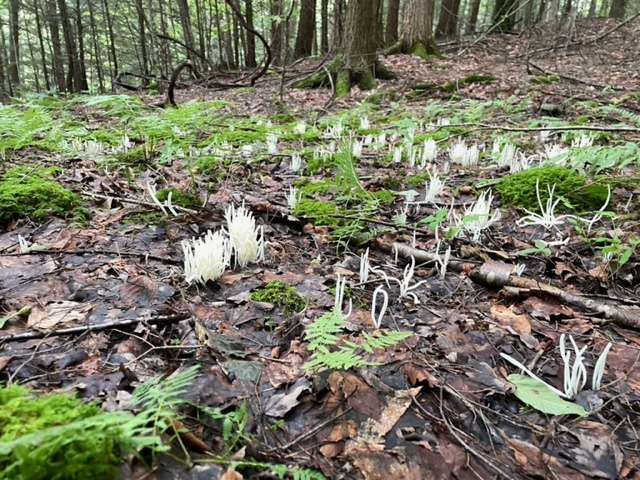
(293, 56, 395, 97)
(386, 40, 442, 61)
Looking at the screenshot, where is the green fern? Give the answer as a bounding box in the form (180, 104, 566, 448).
(357, 331, 414, 354)
(270, 463, 327, 480)
(304, 346, 367, 372)
(305, 310, 346, 351)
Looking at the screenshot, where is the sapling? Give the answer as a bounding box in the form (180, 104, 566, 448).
(225, 203, 265, 268)
(371, 285, 389, 329)
(182, 230, 231, 284)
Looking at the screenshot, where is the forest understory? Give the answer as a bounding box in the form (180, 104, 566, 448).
(1, 19, 640, 480)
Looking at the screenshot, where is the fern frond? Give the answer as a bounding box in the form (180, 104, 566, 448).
(133, 365, 200, 411)
(305, 310, 345, 351)
(360, 331, 413, 353)
(304, 346, 366, 373)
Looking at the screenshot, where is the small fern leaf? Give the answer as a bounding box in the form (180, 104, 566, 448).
(305, 310, 345, 351)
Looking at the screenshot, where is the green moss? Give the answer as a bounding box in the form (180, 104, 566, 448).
(372, 189, 396, 205)
(294, 199, 340, 226)
(497, 166, 610, 212)
(297, 179, 337, 197)
(0, 167, 81, 224)
(531, 74, 560, 85)
(112, 144, 156, 168)
(124, 211, 166, 226)
(193, 155, 222, 174)
(156, 188, 200, 209)
(336, 70, 351, 98)
(407, 171, 432, 188)
(0, 385, 125, 480)
(251, 281, 306, 314)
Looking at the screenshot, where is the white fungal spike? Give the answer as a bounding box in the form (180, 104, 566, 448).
(182, 230, 230, 284)
(225, 203, 265, 268)
(371, 285, 389, 329)
(334, 275, 352, 318)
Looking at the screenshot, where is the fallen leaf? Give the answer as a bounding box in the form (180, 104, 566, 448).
(264, 378, 311, 418)
(27, 301, 92, 331)
(491, 304, 539, 350)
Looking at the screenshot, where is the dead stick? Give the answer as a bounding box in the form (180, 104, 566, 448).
(0, 312, 191, 343)
(389, 242, 640, 330)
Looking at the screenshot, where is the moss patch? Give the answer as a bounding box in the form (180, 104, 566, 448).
(156, 188, 200, 209)
(497, 166, 610, 212)
(251, 281, 306, 314)
(294, 199, 340, 226)
(0, 167, 81, 224)
(0, 385, 126, 480)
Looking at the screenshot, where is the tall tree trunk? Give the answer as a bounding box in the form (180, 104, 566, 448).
(270, 0, 284, 65)
(58, 0, 83, 91)
(0, 20, 11, 97)
(87, 0, 104, 92)
(320, 0, 329, 53)
(467, 0, 482, 32)
(47, 0, 66, 91)
(25, 20, 41, 90)
(333, 0, 345, 48)
(102, 0, 117, 82)
(337, 0, 388, 95)
(224, 4, 236, 68)
(293, 0, 316, 59)
(158, 0, 172, 77)
(608, 0, 626, 17)
(492, 0, 518, 31)
(386, 0, 401, 46)
(8, 0, 20, 87)
(399, 0, 436, 59)
(33, 0, 51, 91)
(177, 0, 198, 65)
(436, 0, 461, 37)
(134, 0, 149, 80)
(244, 0, 257, 67)
(74, 0, 88, 90)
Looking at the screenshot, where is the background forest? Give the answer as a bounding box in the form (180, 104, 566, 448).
(0, 0, 637, 97)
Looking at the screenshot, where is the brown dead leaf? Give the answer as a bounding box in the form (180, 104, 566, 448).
(491, 304, 539, 350)
(220, 468, 243, 480)
(327, 372, 384, 419)
(404, 363, 441, 388)
(522, 296, 576, 321)
(358, 387, 421, 441)
(27, 301, 92, 331)
(0, 356, 11, 372)
(119, 274, 158, 306)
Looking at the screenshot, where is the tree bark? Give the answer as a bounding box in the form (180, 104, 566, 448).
(293, 0, 316, 59)
(58, 0, 84, 91)
(608, 0, 626, 18)
(320, 0, 329, 53)
(492, 0, 518, 31)
(134, 0, 149, 80)
(386, 0, 401, 46)
(8, 0, 20, 87)
(270, 0, 284, 65)
(102, 0, 118, 81)
(33, 0, 51, 91)
(177, 0, 198, 66)
(74, 0, 88, 90)
(436, 0, 461, 37)
(398, 0, 436, 59)
(244, 0, 257, 67)
(467, 0, 482, 32)
(46, 0, 65, 91)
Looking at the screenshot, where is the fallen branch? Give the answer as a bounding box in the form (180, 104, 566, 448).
(0, 312, 191, 343)
(387, 241, 640, 330)
(0, 248, 181, 265)
(527, 60, 627, 92)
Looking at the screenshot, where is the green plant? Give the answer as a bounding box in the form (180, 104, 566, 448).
(517, 239, 552, 257)
(0, 167, 81, 224)
(156, 188, 200, 210)
(0, 366, 200, 480)
(304, 310, 412, 373)
(592, 235, 640, 270)
(197, 403, 250, 454)
(250, 281, 307, 314)
(497, 166, 609, 212)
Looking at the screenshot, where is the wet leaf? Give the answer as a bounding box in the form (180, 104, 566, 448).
(508, 374, 587, 417)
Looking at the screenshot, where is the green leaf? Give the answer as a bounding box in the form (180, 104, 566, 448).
(508, 374, 588, 417)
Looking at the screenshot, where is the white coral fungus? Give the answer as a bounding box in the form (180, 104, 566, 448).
(182, 230, 230, 284)
(225, 203, 265, 268)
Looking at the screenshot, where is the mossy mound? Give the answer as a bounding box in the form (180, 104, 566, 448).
(250, 281, 306, 314)
(156, 188, 200, 210)
(0, 386, 126, 480)
(113, 144, 156, 168)
(497, 166, 610, 212)
(0, 167, 81, 224)
(294, 199, 340, 226)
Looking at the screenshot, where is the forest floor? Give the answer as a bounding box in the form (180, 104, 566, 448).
(1, 18, 640, 480)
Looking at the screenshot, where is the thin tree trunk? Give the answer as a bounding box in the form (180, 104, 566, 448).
(0, 20, 11, 96)
(33, 0, 51, 90)
(294, 0, 316, 59)
(270, 0, 284, 65)
(8, 0, 20, 87)
(608, 0, 626, 17)
(177, 0, 198, 65)
(58, 0, 83, 91)
(321, 0, 329, 53)
(436, 0, 461, 37)
(102, 0, 118, 80)
(134, 0, 149, 80)
(244, 0, 257, 67)
(467, 0, 482, 32)
(47, 0, 65, 91)
(74, 0, 88, 89)
(333, 0, 345, 49)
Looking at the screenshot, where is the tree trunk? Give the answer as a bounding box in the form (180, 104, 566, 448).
(177, 0, 198, 65)
(46, 0, 65, 91)
(58, 0, 83, 92)
(293, 0, 316, 59)
(333, 0, 345, 48)
(74, 0, 88, 90)
(0, 20, 10, 97)
(608, 0, 626, 17)
(467, 0, 482, 32)
(399, 0, 436, 59)
(339, 0, 383, 95)
(492, 0, 517, 31)
(134, 0, 149, 80)
(436, 0, 461, 37)
(33, 0, 51, 91)
(244, 0, 257, 67)
(320, 0, 329, 53)
(386, 0, 401, 46)
(87, 0, 104, 92)
(8, 0, 20, 87)
(270, 0, 284, 65)
(102, 0, 118, 81)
